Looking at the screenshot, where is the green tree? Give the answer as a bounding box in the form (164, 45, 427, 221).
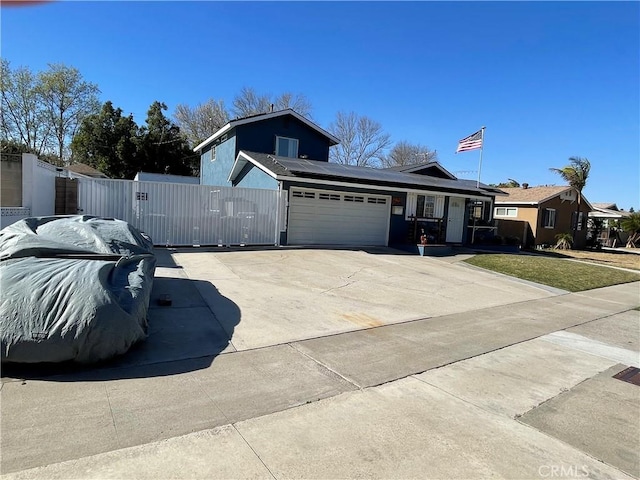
(71, 101, 139, 178)
(0, 60, 52, 156)
(137, 101, 197, 176)
(380, 140, 438, 168)
(549, 157, 591, 245)
(492, 179, 521, 188)
(38, 63, 101, 163)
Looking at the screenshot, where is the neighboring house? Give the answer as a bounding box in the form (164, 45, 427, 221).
(495, 185, 593, 248)
(195, 109, 503, 247)
(134, 171, 200, 185)
(588, 203, 631, 247)
(66, 163, 109, 179)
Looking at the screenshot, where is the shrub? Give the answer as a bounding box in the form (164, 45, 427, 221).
(554, 232, 573, 250)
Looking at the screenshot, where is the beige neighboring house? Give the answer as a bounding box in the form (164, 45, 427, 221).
(495, 185, 593, 248)
(588, 203, 631, 247)
(67, 163, 109, 179)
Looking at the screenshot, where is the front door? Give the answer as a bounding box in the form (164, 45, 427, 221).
(446, 197, 465, 243)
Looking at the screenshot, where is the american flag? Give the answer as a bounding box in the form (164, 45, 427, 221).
(456, 129, 483, 153)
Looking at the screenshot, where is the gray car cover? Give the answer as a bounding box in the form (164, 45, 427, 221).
(1, 216, 156, 364)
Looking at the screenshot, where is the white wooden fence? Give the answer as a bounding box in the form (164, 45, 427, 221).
(76, 177, 283, 246)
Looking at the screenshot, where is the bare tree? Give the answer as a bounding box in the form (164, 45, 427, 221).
(273, 92, 313, 118)
(174, 98, 229, 147)
(38, 63, 100, 163)
(328, 111, 391, 167)
(0, 60, 52, 155)
(381, 140, 438, 168)
(232, 87, 272, 118)
(232, 86, 313, 118)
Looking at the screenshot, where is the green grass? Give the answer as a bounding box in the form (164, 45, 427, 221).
(464, 254, 640, 292)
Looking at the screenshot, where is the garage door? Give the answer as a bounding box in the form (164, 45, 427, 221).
(287, 188, 391, 245)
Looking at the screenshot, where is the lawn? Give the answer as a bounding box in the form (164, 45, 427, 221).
(464, 253, 640, 292)
(535, 248, 640, 271)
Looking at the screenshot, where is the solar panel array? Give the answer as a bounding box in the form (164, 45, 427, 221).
(241, 151, 496, 195)
(273, 157, 490, 193)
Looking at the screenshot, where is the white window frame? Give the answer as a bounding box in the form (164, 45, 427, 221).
(416, 195, 436, 218)
(543, 208, 556, 228)
(494, 207, 518, 217)
(276, 136, 299, 158)
(210, 144, 216, 162)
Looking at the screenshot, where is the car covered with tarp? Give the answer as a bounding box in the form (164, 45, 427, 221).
(1, 215, 156, 364)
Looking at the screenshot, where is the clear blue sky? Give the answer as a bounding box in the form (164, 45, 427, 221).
(3, 1, 639, 209)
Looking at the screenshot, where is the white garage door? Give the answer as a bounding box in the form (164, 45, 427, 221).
(287, 188, 391, 246)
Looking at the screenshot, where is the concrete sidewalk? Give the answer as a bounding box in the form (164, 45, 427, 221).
(1, 249, 639, 479)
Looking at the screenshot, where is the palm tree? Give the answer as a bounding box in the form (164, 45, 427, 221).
(620, 212, 640, 247)
(549, 157, 591, 245)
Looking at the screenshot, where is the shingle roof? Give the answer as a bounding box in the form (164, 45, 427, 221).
(495, 186, 570, 204)
(236, 151, 503, 197)
(592, 202, 618, 210)
(67, 163, 108, 178)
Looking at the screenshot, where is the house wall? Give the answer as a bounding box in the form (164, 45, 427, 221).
(200, 115, 332, 188)
(279, 181, 494, 246)
(495, 218, 532, 246)
(235, 116, 331, 161)
(234, 164, 278, 190)
(1, 157, 22, 207)
(497, 197, 589, 248)
(200, 133, 236, 186)
(2, 154, 57, 228)
(498, 205, 539, 246)
(538, 196, 589, 248)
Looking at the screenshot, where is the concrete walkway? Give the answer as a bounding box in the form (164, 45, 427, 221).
(1, 249, 639, 479)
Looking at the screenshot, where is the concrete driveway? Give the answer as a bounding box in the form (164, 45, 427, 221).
(2, 247, 639, 479)
(170, 247, 559, 351)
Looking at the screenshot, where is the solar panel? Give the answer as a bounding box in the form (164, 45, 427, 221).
(245, 152, 491, 194)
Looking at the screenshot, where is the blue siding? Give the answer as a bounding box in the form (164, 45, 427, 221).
(235, 165, 278, 189)
(200, 134, 236, 186)
(200, 113, 332, 187)
(235, 116, 331, 161)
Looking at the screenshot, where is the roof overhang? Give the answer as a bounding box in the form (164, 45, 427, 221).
(277, 175, 495, 200)
(228, 151, 279, 183)
(194, 109, 340, 153)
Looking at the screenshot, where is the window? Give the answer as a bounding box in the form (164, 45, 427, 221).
(344, 195, 364, 203)
(416, 195, 435, 218)
(543, 208, 556, 228)
(210, 145, 216, 162)
(292, 190, 315, 199)
(276, 136, 299, 158)
(494, 207, 518, 217)
(319, 193, 340, 201)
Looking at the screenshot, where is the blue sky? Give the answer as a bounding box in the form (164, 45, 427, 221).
(2, 1, 639, 209)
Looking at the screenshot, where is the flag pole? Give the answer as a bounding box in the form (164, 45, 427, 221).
(476, 126, 486, 188)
